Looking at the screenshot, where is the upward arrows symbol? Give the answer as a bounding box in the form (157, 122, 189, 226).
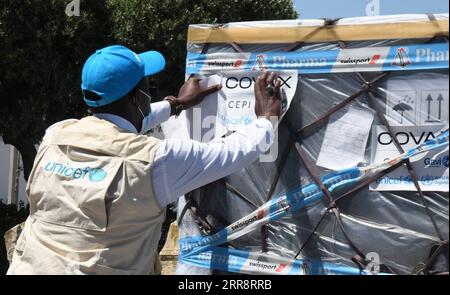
(426, 94, 433, 121)
(437, 93, 444, 120)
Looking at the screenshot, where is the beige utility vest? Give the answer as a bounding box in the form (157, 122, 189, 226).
(7, 116, 164, 275)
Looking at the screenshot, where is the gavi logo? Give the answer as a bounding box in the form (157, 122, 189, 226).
(424, 155, 449, 168)
(43, 161, 108, 182)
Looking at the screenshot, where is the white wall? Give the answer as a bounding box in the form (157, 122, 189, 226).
(0, 138, 28, 206)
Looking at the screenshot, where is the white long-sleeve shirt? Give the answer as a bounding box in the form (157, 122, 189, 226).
(94, 101, 274, 208)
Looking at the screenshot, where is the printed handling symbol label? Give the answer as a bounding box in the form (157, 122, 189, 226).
(387, 90, 416, 125)
(386, 78, 449, 126)
(419, 90, 449, 125)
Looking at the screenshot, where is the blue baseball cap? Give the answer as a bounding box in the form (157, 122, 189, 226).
(81, 45, 166, 107)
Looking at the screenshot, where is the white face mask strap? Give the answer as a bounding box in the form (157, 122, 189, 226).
(136, 105, 145, 119)
(134, 90, 153, 134)
(138, 89, 152, 103)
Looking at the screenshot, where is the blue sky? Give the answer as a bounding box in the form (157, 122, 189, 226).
(293, 0, 449, 19)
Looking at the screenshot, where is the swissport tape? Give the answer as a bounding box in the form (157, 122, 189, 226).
(181, 246, 384, 275)
(186, 42, 449, 75)
(179, 130, 449, 275)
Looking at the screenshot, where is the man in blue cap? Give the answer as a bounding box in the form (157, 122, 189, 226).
(7, 45, 281, 275)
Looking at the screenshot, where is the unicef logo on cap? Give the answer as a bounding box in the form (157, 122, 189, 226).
(89, 168, 108, 182)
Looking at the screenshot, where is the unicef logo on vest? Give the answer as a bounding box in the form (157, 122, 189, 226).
(88, 168, 107, 182)
(43, 162, 108, 182)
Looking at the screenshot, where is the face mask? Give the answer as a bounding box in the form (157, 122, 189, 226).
(136, 89, 153, 135)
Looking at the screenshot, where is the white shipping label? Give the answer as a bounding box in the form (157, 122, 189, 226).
(218, 71, 297, 132)
(370, 125, 449, 191)
(316, 106, 375, 170)
(182, 71, 297, 142)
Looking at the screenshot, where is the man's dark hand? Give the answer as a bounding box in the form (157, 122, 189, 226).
(254, 71, 281, 120)
(167, 77, 222, 115)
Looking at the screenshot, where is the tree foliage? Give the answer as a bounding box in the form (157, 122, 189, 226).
(0, 0, 297, 179)
(0, 0, 112, 178)
(108, 0, 298, 97)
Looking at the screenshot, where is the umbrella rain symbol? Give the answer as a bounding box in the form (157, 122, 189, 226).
(393, 94, 414, 124)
